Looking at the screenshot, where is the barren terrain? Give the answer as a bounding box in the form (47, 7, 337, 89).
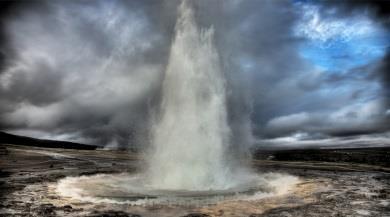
(1, 144, 389, 217)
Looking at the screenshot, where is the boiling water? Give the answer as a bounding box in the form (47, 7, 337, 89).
(147, 0, 235, 191)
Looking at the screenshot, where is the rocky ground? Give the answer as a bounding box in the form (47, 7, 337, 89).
(0, 144, 389, 217)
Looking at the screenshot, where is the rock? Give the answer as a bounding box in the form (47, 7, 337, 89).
(62, 205, 73, 212)
(181, 213, 211, 217)
(36, 203, 56, 216)
(87, 210, 141, 217)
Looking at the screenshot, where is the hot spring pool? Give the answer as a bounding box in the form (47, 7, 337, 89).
(55, 172, 299, 206)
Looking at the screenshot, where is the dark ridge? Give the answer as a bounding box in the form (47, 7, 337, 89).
(0, 131, 97, 150)
(253, 147, 390, 167)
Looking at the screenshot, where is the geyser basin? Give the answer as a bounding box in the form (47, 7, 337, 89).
(56, 173, 299, 205)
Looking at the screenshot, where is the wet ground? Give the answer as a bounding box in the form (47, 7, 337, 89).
(0, 144, 389, 217)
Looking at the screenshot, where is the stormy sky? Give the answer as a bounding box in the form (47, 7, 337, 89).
(0, 0, 389, 149)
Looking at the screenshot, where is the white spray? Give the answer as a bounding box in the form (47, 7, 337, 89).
(147, 1, 237, 190)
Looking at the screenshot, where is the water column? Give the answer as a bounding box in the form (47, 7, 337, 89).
(147, 1, 233, 190)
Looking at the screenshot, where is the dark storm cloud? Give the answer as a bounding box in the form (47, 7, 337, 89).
(1, 0, 298, 148)
(379, 52, 390, 104)
(263, 98, 388, 137)
(0, 0, 389, 148)
(319, 0, 390, 27)
(0, 0, 174, 147)
(192, 0, 308, 142)
(257, 132, 390, 150)
(0, 1, 18, 73)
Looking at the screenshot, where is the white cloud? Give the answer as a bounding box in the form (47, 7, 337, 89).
(257, 132, 390, 149)
(265, 99, 386, 134)
(4, 102, 63, 128)
(294, 4, 380, 45)
(267, 112, 311, 130)
(0, 1, 164, 146)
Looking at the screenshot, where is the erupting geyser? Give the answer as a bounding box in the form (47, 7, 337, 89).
(147, 1, 235, 191)
(55, 1, 299, 205)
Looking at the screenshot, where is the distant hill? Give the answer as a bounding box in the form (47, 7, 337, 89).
(0, 131, 97, 150)
(253, 147, 390, 167)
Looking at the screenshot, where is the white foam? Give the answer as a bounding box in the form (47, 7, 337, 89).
(55, 173, 299, 205)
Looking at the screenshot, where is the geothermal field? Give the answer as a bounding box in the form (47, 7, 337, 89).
(1, 140, 390, 216)
(1, 0, 390, 217)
